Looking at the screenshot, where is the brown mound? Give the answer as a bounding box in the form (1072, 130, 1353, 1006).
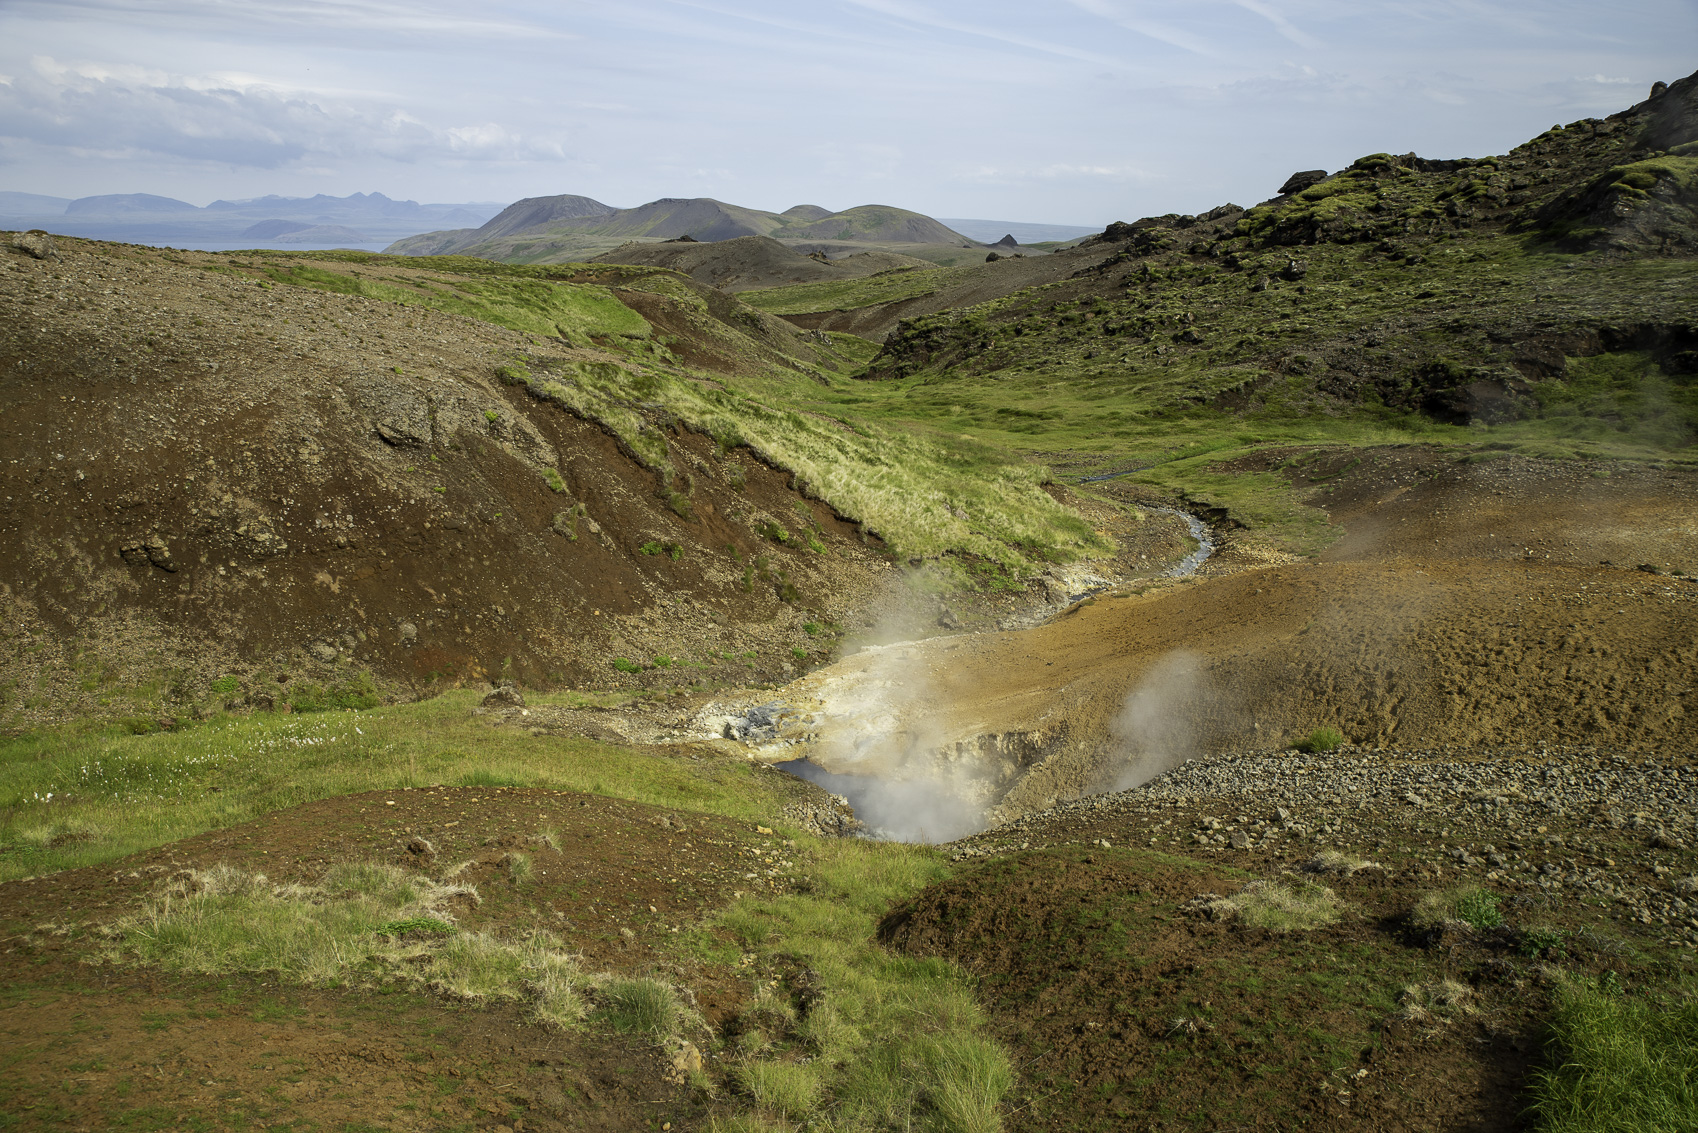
(0, 784, 798, 1130)
(0, 238, 893, 728)
(880, 846, 1542, 1132)
(0, 971, 694, 1132)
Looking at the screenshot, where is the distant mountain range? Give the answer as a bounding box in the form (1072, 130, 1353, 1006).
(0, 191, 506, 249)
(0, 186, 1099, 261)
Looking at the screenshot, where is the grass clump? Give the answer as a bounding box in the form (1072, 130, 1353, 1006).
(102, 860, 597, 1028)
(1195, 876, 1344, 931)
(15, 818, 110, 850)
(600, 976, 689, 1038)
(107, 861, 456, 983)
(376, 916, 454, 938)
(738, 1058, 821, 1123)
(709, 839, 1015, 1131)
(286, 671, 381, 713)
(1294, 726, 1344, 753)
(1520, 925, 1570, 958)
(1530, 976, 1698, 1133)
(1412, 885, 1504, 932)
(1301, 850, 1380, 877)
(1396, 978, 1479, 1026)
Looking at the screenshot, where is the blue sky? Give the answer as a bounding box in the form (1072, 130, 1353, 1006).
(0, 0, 1690, 225)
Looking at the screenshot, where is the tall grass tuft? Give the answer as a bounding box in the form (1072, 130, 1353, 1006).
(600, 977, 688, 1038)
(1530, 977, 1698, 1133)
(711, 838, 1014, 1131)
(104, 862, 592, 1029)
(1198, 876, 1343, 932)
(739, 1059, 821, 1123)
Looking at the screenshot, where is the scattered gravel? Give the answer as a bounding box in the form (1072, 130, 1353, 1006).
(953, 744, 1698, 950)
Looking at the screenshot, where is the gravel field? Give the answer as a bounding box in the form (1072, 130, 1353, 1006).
(953, 745, 1698, 951)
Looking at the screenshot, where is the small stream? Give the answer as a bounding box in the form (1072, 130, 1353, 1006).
(1072, 467, 1215, 578)
(1152, 507, 1215, 577)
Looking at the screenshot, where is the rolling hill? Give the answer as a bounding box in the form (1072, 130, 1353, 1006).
(589, 234, 936, 293)
(386, 195, 980, 262)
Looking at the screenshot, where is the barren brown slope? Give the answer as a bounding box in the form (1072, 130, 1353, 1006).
(0, 238, 892, 729)
(751, 449, 1698, 817)
(0, 783, 804, 1131)
(590, 235, 934, 293)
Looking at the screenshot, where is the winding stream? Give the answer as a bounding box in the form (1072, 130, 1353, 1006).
(1152, 507, 1215, 577)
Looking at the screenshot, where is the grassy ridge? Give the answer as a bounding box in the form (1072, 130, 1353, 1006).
(1, 696, 1012, 1131)
(262, 262, 652, 345)
(512, 356, 1107, 569)
(0, 692, 773, 882)
(242, 251, 1108, 574)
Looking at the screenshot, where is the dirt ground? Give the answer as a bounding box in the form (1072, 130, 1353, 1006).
(745, 448, 1698, 819)
(880, 847, 1531, 1133)
(0, 784, 813, 1131)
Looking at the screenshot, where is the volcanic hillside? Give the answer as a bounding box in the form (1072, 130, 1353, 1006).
(742, 70, 1698, 426)
(852, 74, 1698, 431)
(0, 240, 1104, 731)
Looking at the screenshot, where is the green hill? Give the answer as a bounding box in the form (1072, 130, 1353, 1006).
(814, 74, 1698, 472)
(388, 197, 977, 261)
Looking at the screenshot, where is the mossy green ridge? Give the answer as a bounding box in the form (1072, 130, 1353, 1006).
(263, 262, 650, 345)
(823, 73, 1697, 495)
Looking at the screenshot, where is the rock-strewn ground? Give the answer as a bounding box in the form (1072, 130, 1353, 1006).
(959, 745, 1698, 951)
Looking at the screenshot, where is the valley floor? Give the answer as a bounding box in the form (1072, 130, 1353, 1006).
(3, 443, 1696, 1132)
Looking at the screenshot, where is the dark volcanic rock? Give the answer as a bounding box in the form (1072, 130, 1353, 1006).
(1278, 170, 1329, 196)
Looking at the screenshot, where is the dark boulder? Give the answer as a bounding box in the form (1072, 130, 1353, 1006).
(1278, 170, 1329, 196)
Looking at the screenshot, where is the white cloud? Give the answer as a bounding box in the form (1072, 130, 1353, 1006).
(1232, 0, 1320, 49)
(1062, 0, 1219, 56)
(0, 56, 572, 170)
(6, 0, 572, 42)
(839, 0, 1127, 66)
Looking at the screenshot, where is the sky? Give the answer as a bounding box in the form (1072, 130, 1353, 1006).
(0, 1, 1691, 226)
